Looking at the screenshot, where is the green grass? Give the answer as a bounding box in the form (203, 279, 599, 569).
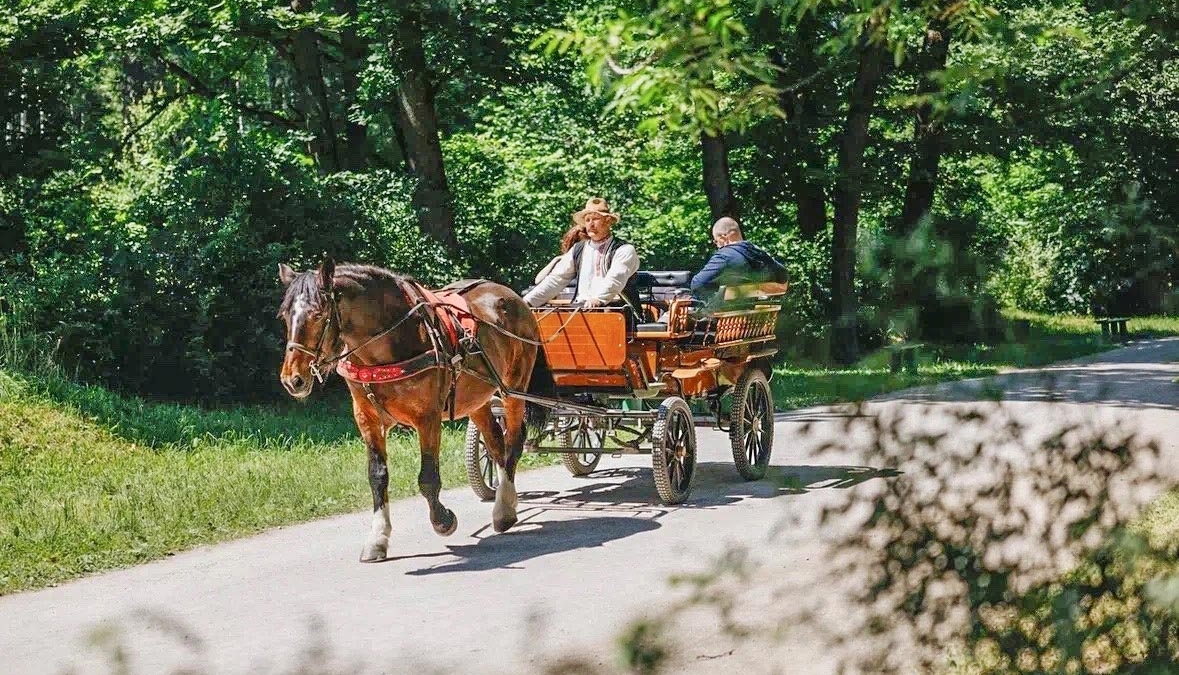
(0, 370, 560, 595)
(770, 312, 1179, 410)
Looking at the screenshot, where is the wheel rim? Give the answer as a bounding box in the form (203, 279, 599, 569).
(740, 381, 768, 466)
(664, 409, 693, 491)
(742, 382, 770, 467)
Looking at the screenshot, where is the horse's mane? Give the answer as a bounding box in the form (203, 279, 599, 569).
(278, 263, 416, 317)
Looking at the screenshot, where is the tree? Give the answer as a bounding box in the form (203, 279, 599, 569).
(536, 0, 781, 219)
(389, 5, 460, 255)
(830, 19, 891, 364)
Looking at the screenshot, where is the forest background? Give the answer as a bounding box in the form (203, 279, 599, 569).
(2, 0, 1176, 403)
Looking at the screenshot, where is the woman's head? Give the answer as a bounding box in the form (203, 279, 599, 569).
(560, 223, 588, 253)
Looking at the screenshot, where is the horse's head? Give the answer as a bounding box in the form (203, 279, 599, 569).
(277, 258, 340, 399)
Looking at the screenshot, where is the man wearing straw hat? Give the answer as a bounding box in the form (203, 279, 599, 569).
(524, 197, 641, 310)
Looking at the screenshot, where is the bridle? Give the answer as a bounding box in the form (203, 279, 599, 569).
(285, 287, 343, 384)
(285, 282, 437, 385)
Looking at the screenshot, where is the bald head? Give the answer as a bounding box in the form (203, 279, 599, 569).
(711, 217, 743, 247)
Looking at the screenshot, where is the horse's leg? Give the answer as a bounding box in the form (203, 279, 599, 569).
(353, 397, 391, 563)
(470, 401, 516, 532)
(416, 414, 458, 536)
(493, 396, 527, 533)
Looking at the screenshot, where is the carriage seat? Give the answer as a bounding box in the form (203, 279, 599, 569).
(634, 270, 692, 303)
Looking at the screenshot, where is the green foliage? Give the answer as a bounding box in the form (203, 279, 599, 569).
(535, 0, 783, 135)
(3, 118, 448, 401)
(2, 0, 1178, 402)
(445, 83, 714, 285)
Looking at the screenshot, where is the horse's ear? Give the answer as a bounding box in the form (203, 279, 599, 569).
(318, 257, 335, 290)
(278, 263, 297, 287)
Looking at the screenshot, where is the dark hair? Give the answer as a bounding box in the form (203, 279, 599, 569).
(560, 223, 588, 253)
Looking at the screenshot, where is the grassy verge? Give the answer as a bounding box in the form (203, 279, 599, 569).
(0, 370, 552, 595)
(771, 312, 1179, 410)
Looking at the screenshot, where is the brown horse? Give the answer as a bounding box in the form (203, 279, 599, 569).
(277, 259, 550, 562)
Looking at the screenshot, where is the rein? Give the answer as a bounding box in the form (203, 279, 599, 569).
(286, 278, 584, 402)
(477, 304, 588, 346)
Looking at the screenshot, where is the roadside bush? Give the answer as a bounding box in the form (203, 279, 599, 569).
(3, 127, 447, 402)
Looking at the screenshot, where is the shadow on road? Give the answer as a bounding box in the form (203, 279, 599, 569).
(399, 463, 899, 577)
(518, 462, 900, 510)
(403, 515, 661, 576)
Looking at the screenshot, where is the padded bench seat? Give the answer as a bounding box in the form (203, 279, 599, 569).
(634, 270, 692, 302)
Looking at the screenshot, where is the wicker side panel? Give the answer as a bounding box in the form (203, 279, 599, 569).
(710, 307, 781, 345)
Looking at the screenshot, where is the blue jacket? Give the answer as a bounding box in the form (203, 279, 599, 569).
(690, 241, 786, 295)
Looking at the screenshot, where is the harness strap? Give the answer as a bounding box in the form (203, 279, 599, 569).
(360, 383, 398, 432)
(336, 349, 447, 383)
(397, 280, 466, 421)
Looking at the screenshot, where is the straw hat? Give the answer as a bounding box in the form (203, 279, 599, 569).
(572, 197, 620, 226)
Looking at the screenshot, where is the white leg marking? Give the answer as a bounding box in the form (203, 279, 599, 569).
(360, 504, 390, 561)
(492, 465, 518, 528)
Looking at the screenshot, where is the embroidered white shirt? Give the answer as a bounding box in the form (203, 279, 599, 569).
(524, 237, 640, 307)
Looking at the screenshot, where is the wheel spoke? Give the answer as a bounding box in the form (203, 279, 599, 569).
(481, 447, 497, 489)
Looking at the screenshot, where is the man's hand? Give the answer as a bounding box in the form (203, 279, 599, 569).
(582, 298, 605, 309)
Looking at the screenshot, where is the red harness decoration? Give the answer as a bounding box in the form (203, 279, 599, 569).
(334, 282, 481, 385)
(335, 349, 445, 383)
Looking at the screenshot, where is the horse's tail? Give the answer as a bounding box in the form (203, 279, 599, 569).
(524, 346, 555, 436)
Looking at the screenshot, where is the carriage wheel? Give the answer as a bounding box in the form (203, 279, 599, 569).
(463, 398, 504, 501)
(651, 397, 696, 505)
(730, 369, 774, 481)
(559, 419, 604, 476)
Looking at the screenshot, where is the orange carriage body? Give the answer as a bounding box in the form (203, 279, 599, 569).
(531, 283, 785, 400)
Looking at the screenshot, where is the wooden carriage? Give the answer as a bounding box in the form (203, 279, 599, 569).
(463, 273, 787, 505)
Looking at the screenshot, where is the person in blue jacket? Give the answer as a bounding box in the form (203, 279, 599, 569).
(689, 217, 788, 299)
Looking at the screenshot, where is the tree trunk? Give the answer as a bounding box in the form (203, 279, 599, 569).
(392, 10, 460, 255)
(830, 33, 890, 365)
(899, 25, 952, 233)
(781, 91, 828, 239)
(289, 0, 340, 173)
(787, 120, 828, 239)
(898, 23, 954, 339)
(769, 31, 827, 240)
(701, 131, 736, 219)
(335, 0, 369, 172)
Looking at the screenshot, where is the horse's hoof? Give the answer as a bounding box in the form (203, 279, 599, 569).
(433, 510, 458, 537)
(492, 512, 518, 534)
(359, 540, 388, 563)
